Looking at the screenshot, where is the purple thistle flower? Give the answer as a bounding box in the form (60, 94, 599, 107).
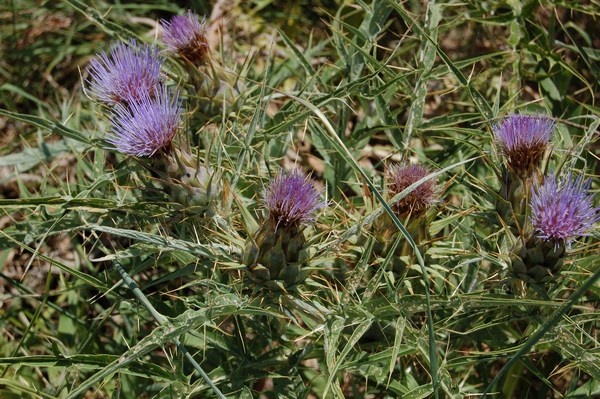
(161, 11, 208, 64)
(86, 40, 164, 105)
(386, 163, 438, 217)
(531, 173, 599, 245)
(107, 85, 182, 157)
(264, 170, 325, 227)
(493, 113, 555, 177)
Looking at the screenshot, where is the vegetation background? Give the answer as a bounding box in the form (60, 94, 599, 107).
(0, 0, 598, 398)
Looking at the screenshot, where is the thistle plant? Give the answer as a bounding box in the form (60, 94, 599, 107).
(493, 113, 556, 230)
(7, 2, 600, 398)
(84, 38, 220, 214)
(161, 11, 209, 65)
(374, 163, 438, 273)
(243, 170, 325, 289)
(86, 40, 164, 105)
(510, 173, 599, 286)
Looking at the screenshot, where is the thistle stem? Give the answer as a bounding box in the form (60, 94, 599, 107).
(370, 187, 439, 399)
(482, 261, 600, 397)
(114, 260, 226, 399)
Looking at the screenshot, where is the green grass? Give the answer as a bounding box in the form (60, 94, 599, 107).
(1, 0, 599, 398)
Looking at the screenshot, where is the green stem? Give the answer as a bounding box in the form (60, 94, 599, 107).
(114, 261, 226, 399)
(374, 189, 439, 399)
(283, 92, 440, 399)
(482, 261, 600, 398)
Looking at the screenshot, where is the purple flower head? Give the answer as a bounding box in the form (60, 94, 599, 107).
(493, 113, 555, 177)
(386, 163, 438, 218)
(264, 170, 325, 227)
(531, 173, 599, 246)
(161, 11, 208, 64)
(86, 40, 164, 105)
(107, 85, 182, 157)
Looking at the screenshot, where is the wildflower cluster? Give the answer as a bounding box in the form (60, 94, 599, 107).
(86, 40, 179, 157)
(86, 12, 219, 213)
(85, 13, 329, 288)
(492, 113, 599, 287)
(8, 3, 600, 398)
(82, 7, 599, 295)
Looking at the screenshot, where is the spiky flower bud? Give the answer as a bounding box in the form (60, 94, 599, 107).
(510, 173, 599, 286)
(371, 163, 438, 274)
(86, 40, 164, 105)
(510, 238, 565, 286)
(161, 11, 209, 64)
(107, 85, 181, 157)
(163, 150, 220, 214)
(244, 170, 325, 289)
(386, 163, 437, 219)
(493, 113, 555, 179)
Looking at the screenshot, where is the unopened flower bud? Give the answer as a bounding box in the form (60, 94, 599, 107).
(510, 238, 565, 286)
(161, 149, 220, 214)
